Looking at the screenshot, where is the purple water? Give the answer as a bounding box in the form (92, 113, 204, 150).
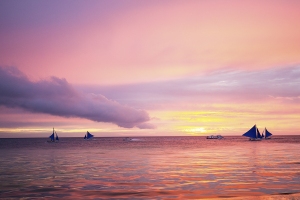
(0, 136, 300, 199)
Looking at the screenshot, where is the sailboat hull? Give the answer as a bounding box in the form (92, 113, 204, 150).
(249, 138, 262, 141)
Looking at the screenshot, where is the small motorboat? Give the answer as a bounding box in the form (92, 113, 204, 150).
(123, 137, 132, 141)
(206, 135, 223, 139)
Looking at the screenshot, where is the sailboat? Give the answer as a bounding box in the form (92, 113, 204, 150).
(263, 127, 273, 139)
(48, 128, 59, 142)
(84, 131, 94, 140)
(242, 124, 262, 141)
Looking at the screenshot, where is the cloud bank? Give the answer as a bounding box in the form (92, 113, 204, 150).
(0, 66, 153, 128)
(81, 65, 300, 108)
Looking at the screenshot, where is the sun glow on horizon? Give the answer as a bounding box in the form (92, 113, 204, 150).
(181, 127, 207, 135)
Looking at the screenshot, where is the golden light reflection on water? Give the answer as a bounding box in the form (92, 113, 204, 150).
(0, 136, 300, 199)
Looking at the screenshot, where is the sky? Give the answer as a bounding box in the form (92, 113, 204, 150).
(1, 0, 300, 137)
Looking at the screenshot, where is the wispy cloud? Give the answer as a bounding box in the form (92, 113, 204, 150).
(0, 66, 153, 129)
(81, 65, 300, 109)
(2, 1, 300, 85)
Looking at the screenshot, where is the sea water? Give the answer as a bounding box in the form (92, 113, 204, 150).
(0, 136, 300, 199)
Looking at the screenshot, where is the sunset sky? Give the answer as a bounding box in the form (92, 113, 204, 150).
(1, 0, 300, 137)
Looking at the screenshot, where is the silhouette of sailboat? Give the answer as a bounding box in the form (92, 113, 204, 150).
(242, 124, 262, 141)
(262, 127, 273, 139)
(48, 128, 59, 142)
(84, 131, 94, 140)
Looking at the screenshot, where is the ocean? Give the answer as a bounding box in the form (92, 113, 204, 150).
(0, 136, 300, 199)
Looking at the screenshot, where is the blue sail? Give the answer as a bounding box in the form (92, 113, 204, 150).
(49, 133, 55, 141)
(49, 128, 55, 141)
(242, 125, 257, 138)
(55, 132, 59, 141)
(265, 128, 272, 138)
(86, 131, 94, 139)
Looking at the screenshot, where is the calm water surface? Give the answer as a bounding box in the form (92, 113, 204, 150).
(0, 136, 300, 199)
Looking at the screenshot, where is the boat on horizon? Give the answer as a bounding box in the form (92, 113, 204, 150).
(261, 127, 273, 139)
(84, 131, 94, 140)
(48, 128, 59, 142)
(206, 135, 223, 139)
(123, 137, 132, 141)
(242, 124, 262, 141)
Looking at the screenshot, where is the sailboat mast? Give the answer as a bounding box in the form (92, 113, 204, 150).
(265, 127, 267, 138)
(255, 124, 257, 138)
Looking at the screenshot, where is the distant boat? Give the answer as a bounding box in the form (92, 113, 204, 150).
(242, 125, 262, 141)
(206, 135, 223, 139)
(84, 131, 94, 140)
(48, 128, 59, 142)
(123, 137, 132, 141)
(262, 127, 273, 139)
